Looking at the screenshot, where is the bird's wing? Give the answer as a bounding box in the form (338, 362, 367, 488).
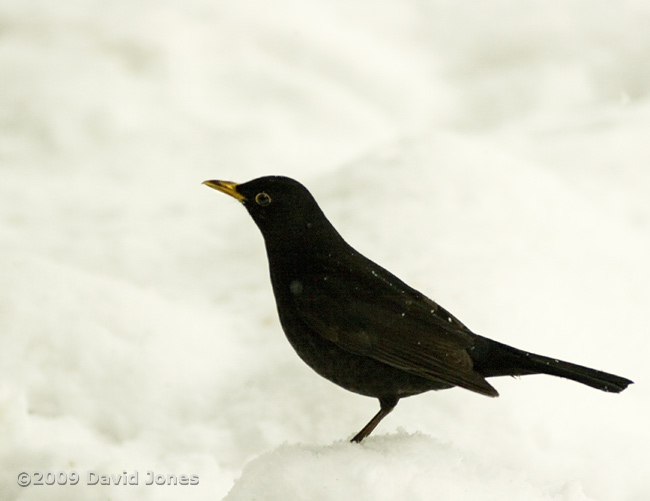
(291, 254, 498, 397)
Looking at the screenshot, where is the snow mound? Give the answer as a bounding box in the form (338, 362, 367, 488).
(226, 433, 591, 501)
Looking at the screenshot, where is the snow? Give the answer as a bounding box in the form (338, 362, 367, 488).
(1, 1, 648, 500)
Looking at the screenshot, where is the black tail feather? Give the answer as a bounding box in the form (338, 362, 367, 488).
(516, 351, 632, 393)
(471, 337, 633, 393)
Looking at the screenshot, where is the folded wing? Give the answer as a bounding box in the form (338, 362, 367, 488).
(292, 254, 498, 397)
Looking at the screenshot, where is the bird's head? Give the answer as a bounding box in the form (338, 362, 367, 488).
(203, 176, 340, 249)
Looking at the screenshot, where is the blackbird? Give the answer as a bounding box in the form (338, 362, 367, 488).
(203, 175, 633, 443)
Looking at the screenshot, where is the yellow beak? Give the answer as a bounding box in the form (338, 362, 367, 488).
(202, 180, 246, 202)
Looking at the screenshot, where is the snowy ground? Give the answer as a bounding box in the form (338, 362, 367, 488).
(1, 1, 649, 500)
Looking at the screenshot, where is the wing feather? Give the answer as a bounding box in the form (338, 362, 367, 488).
(291, 254, 498, 397)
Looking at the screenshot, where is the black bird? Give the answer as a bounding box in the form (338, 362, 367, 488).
(203, 176, 633, 443)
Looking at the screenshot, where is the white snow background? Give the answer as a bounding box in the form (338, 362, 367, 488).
(1, 1, 648, 500)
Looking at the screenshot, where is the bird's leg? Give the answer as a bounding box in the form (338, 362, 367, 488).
(350, 396, 398, 443)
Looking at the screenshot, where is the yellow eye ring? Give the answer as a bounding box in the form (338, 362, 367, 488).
(255, 192, 272, 206)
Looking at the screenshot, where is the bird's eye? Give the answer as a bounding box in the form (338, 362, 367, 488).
(255, 192, 272, 206)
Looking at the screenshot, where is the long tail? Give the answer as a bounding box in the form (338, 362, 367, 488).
(471, 337, 633, 393)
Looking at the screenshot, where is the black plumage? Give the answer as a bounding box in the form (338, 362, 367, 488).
(203, 175, 632, 442)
